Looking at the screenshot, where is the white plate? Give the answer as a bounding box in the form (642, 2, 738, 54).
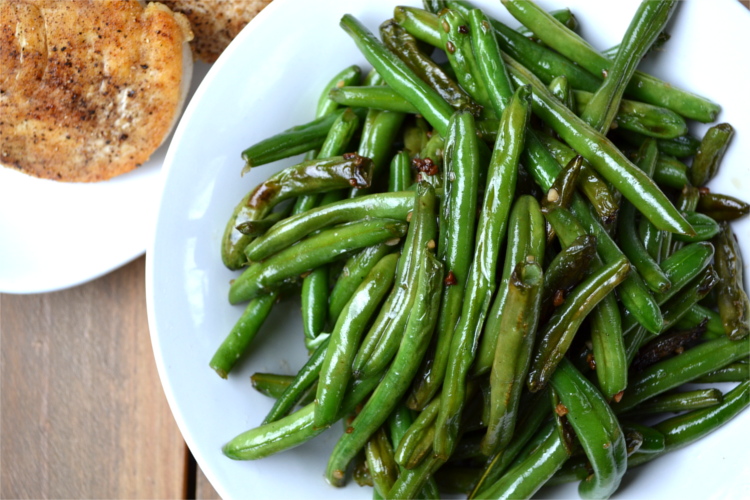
(0, 62, 210, 294)
(147, 0, 750, 498)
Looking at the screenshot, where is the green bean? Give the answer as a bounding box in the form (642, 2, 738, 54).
(614, 336, 750, 413)
(653, 154, 689, 189)
(618, 422, 663, 455)
(469, 389, 550, 499)
(388, 403, 441, 499)
(482, 260, 543, 455)
(501, 0, 721, 122)
(622, 131, 702, 160)
(415, 133, 445, 189)
(353, 184, 438, 379)
(263, 336, 330, 425)
(503, 53, 694, 237)
(696, 192, 750, 222)
(691, 123, 734, 187)
(301, 269, 328, 346)
(403, 116, 431, 158)
(693, 361, 750, 383)
(315, 254, 399, 428)
(389, 151, 412, 192)
(516, 7, 578, 37)
(328, 86, 418, 113)
(475, 195, 546, 377)
(353, 452, 373, 487)
(209, 292, 278, 378)
(341, 14, 453, 136)
(653, 266, 719, 336)
(223, 154, 373, 269)
(535, 132, 619, 226)
(381, 19, 481, 116)
(251, 373, 295, 399)
(573, 90, 688, 140)
(579, 1, 677, 134)
(246, 192, 412, 262)
(316, 65, 362, 118)
(715, 222, 750, 340)
(365, 428, 399, 498)
(652, 380, 749, 453)
(423, 0, 447, 14)
(639, 216, 663, 262)
(623, 389, 724, 417)
(393, 6, 443, 47)
(223, 375, 380, 460)
(548, 75, 575, 109)
(435, 85, 531, 459)
(479, 422, 570, 500)
(550, 359, 627, 499)
(540, 235, 597, 322)
(619, 138, 671, 293)
(527, 236, 630, 392)
(409, 111, 481, 410)
(329, 244, 395, 325)
(235, 206, 292, 237)
(675, 304, 726, 339)
(523, 131, 662, 334)
(353, 109, 406, 197)
(439, 9, 496, 119)
(396, 395, 441, 467)
(671, 212, 720, 243)
(325, 249, 443, 487)
(387, 455, 446, 499)
(229, 219, 407, 304)
(240, 109, 347, 171)
(468, 8, 515, 115)
(602, 31, 671, 60)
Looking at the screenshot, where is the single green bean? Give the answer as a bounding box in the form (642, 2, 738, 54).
(675, 304, 726, 339)
(365, 428, 399, 498)
(539, 234, 597, 322)
(235, 206, 292, 237)
(694, 361, 750, 383)
(209, 292, 278, 378)
(482, 260, 544, 455)
(654, 154, 689, 189)
(671, 212, 720, 243)
(353, 109, 406, 197)
(434, 85, 531, 459)
(550, 359, 627, 499)
(251, 373, 295, 399)
(715, 222, 750, 340)
(548, 75, 575, 110)
(389, 151, 412, 192)
(468, 8, 515, 115)
(240, 109, 347, 171)
(696, 192, 750, 222)
(614, 129, 700, 158)
(223, 375, 380, 460)
(329, 86, 418, 113)
(229, 219, 407, 304)
(691, 123, 734, 186)
(623, 389, 724, 417)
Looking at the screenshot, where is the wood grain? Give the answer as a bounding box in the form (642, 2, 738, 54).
(195, 467, 220, 500)
(0, 257, 188, 499)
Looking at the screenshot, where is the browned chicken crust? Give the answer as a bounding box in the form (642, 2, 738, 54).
(0, 0, 193, 182)
(161, 0, 271, 63)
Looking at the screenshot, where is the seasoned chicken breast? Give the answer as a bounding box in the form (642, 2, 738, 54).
(161, 0, 271, 62)
(0, 0, 193, 182)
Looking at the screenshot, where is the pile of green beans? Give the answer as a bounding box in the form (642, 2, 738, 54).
(211, 1, 750, 499)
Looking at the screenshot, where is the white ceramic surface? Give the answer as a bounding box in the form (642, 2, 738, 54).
(0, 62, 210, 294)
(148, 0, 750, 498)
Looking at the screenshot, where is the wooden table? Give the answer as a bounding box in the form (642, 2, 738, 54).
(2, 2, 748, 497)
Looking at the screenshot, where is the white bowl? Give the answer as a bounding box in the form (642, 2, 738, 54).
(147, 0, 750, 498)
